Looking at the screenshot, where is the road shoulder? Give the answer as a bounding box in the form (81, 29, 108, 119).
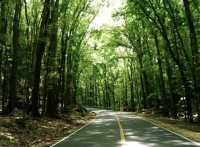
(133, 112, 200, 144)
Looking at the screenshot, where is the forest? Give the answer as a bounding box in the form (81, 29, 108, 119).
(0, 0, 200, 147)
(0, 0, 200, 145)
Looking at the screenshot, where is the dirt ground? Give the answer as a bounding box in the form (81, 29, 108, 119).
(0, 112, 95, 147)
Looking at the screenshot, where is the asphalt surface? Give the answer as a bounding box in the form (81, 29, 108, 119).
(51, 110, 200, 147)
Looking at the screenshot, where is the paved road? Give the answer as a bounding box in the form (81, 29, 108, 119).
(51, 110, 200, 147)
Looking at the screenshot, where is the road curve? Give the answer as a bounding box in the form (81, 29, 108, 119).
(51, 110, 200, 147)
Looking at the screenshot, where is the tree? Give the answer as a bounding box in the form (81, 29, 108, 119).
(183, 0, 200, 120)
(7, 0, 22, 113)
(31, 0, 50, 117)
(45, 0, 59, 117)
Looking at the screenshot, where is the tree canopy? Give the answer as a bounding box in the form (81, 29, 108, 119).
(0, 0, 200, 123)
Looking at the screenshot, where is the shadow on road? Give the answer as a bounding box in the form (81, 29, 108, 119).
(120, 115, 198, 147)
(53, 111, 199, 147)
(54, 111, 121, 147)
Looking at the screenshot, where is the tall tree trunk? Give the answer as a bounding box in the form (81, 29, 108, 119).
(123, 76, 128, 109)
(2, 49, 9, 114)
(46, 0, 59, 117)
(128, 61, 135, 111)
(59, 31, 67, 110)
(154, 33, 168, 115)
(7, 0, 22, 113)
(64, 50, 74, 107)
(165, 52, 178, 119)
(0, 0, 7, 113)
(23, 0, 32, 108)
(31, 0, 50, 117)
(138, 52, 147, 109)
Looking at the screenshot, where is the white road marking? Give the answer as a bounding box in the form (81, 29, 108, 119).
(133, 115, 200, 146)
(50, 119, 95, 147)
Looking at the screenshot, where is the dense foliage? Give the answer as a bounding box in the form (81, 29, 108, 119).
(77, 0, 200, 122)
(0, 0, 200, 122)
(0, 0, 100, 117)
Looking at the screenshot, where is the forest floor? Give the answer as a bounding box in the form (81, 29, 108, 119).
(134, 111, 200, 143)
(0, 110, 96, 147)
